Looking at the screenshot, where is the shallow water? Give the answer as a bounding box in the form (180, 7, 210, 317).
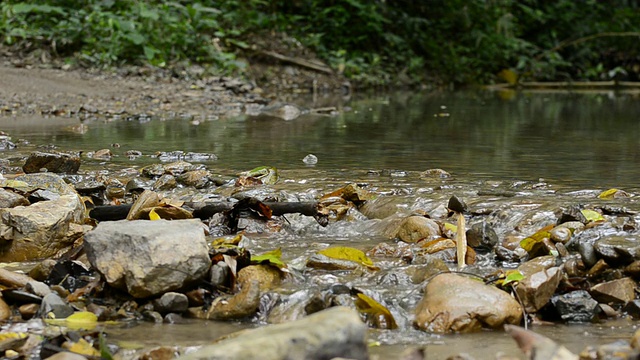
(1, 90, 640, 359)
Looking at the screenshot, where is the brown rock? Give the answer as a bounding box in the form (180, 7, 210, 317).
(0, 296, 11, 321)
(205, 279, 261, 320)
(590, 277, 636, 304)
(177, 170, 211, 188)
(236, 264, 283, 292)
(396, 216, 441, 243)
(414, 273, 522, 333)
(515, 267, 563, 313)
(23, 151, 80, 174)
(517, 255, 557, 277)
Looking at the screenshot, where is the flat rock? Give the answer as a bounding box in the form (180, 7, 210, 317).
(466, 221, 498, 252)
(84, 219, 211, 298)
(178, 306, 368, 360)
(594, 236, 640, 266)
(0, 188, 29, 208)
(589, 277, 636, 304)
(414, 273, 522, 333)
(551, 290, 599, 322)
(395, 216, 441, 243)
(23, 151, 80, 174)
(515, 266, 563, 313)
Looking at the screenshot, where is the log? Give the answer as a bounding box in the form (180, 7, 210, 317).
(90, 201, 319, 222)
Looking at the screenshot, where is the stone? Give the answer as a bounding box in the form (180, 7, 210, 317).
(178, 306, 368, 360)
(152, 174, 177, 190)
(203, 280, 261, 320)
(594, 236, 640, 266)
(84, 219, 211, 298)
(45, 352, 89, 360)
(39, 293, 74, 318)
(0, 188, 29, 208)
(517, 255, 557, 277)
(395, 216, 441, 243)
(153, 292, 189, 314)
(414, 273, 522, 333)
(177, 170, 211, 188)
(505, 325, 579, 360)
(549, 226, 572, 244)
(0, 190, 85, 262)
(23, 151, 80, 174)
(578, 242, 598, 268)
(466, 221, 498, 252)
(551, 290, 599, 322)
(623, 300, 640, 319)
(557, 206, 587, 225)
(589, 277, 636, 304)
(515, 266, 563, 313)
(447, 195, 468, 213)
(236, 264, 283, 292)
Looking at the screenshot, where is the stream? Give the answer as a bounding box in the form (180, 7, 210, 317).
(1, 89, 640, 359)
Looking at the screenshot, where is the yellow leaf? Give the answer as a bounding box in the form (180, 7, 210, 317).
(149, 208, 161, 221)
(66, 338, 100, 357)
(47, 311, 98, 330)
(317, 246, 376, 269)
(443, 222, 457, 233)
(581, 209, 604, 222)
(0, 332, 27, 341)
(520, 225, 554, 254)
(598, 188, 619, 199)
(355, 293, 397, 329)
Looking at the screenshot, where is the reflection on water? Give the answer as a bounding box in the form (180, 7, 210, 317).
(1, 90, 639, 189)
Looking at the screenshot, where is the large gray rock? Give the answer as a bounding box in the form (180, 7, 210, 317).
(0, 174, 85, 261)
(178, 306, 368, 360)
(414, 273, 522, 333)
(84, 219, 211, 298)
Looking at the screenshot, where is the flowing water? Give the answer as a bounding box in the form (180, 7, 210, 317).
(1, 89, 640, 359)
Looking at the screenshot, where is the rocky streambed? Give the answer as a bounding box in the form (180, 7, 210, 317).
(0, 140, 639, 360)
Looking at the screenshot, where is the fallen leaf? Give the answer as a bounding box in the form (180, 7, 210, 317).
(251, 248, 287, 268)
(355, 293, 397, 329)
(318, 246, 377, 270)
(581, 209, 604, 222)
(149, 208, 161, 220)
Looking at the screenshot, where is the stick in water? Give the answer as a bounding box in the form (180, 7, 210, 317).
(456, 212, 467, 270)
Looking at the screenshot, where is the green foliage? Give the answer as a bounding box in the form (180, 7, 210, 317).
(1, 0, 639, 85)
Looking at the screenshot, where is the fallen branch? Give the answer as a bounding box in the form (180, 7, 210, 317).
(257, 50, 334, 74)
(90, 201, 319, 222)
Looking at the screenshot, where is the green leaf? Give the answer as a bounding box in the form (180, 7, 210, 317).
(502, 270, 524, 286)
(46, 311, 98, 330)
(317, 246, 377, 269)
(99, 332, 114, 360)
(598, 188, 619, 199)
(355, 293, 397, 329)
(581, 209, 604, 222)
(251, 248, 286, 268)
(519, 225, 553, 253)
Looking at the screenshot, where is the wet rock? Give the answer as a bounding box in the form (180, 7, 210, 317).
(141, 164, 166, 178)
(153, 292, 189, 314)
(405, 259, 450, 284)
(589, 341, 639, 360)
(152, 174, 177, 191)
(414, 273, 522, 333)
(505, 325, 579, 360)
(125, 178, 148, 193)
(92, 148, 112, 160)
(23, 151, 80, 174)
(549, 226, 572, 244)
(359, 197, 409, 220)
(557, 205, 587, 225)
(447, 195, 468, 213)
(177, 170, 211, 188)
(466, 221, 498, 252)
(203, 279, 261, 320)
(39, 293, 74, 318)
(625, 260, 640, 279)
(589, 277, 636, 304)
(578, 242, 598, 268)
(267, 289, 318, 324)
(84, 219, 211, 298)
(306, 253, 362, 271)
(45, 352, 89, 360)
(236, 264, 283, 292)
(209, 262, 230, 288)
(260, 103, 303, 121)
(594, 236, 640, 266)
(515, 266, 563, 313)
(420, 168, 451, 179)
(517, 255, 558, 277)
(179, 306, 368, 360)
(162, 160, 201, 176)
(623, 300, 640, 319)
(156, 151, 217, 162)
(0, 188, 29, 208)
(18, 303, 39, 319)
(0, 189, 85, 262)
(551, 290, 599, 322)
(0, 297, 10, 321)
(395, 216, 441, 243)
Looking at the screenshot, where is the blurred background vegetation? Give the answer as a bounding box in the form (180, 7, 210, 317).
(1, 0, 639, 87)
